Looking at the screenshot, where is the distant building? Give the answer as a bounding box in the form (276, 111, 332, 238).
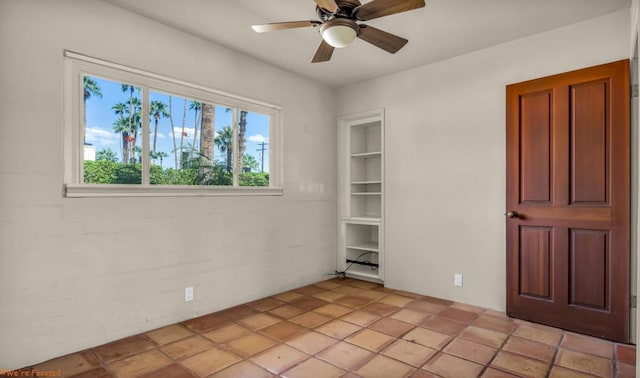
(84, 143, 95, 161)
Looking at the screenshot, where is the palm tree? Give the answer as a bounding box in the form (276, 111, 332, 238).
(82, 76, 102, 153)
(150, 100, 170, 156)
(121, 84, 141, 163)
(238, 110, 248, 165)
(189, 101, 202, 159)
(96, 148, 118, 162)
(243, 154, 259, 172)
(168, 96, 179, 169)
(215, 126, 234, 172)
(112, 103, 130, 163)
(200, 102, 215, 169)
(83, 76, 102, 102)
(179, 99, 188, 166)
(156, 151, 169, 166)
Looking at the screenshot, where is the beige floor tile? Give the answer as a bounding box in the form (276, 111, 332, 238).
(422, 316, 468, 335)
(183, 313, 229, 333)
(482, 367, 522, 377)
(340, 310, 381, 327)
(273, 291, 304, 303)
(316, 319, 361, 339)
(289, 311, 332, 328)
(422, 352, 484, 377)
(259, 320, 307, 342)
(490, 351, 550, 378)
(317, 341, 374, 370)
(238, 313, 282, 330)
(382, 339, 437, 367)
(379, 294, 415, 308)
(502, 336, 556, 363)
(281, 357, 345, 378)
(137, 363, 197, 378)
(472, 315, 517, 334)
(248, 297, 285, 312)
(313, 291, 347, 302)
(31, 352, 99, 377)
(286, 331, 338, 354)
(109, 350, 172, 377)
(362, 302, 400, 316)
(406, 300, 447, 314)
(227, 333, 278, 357)
(357, 290, 388, 301)
(181, 348, 242, 377)
(390, 308, 430, 325)
(315, 280, 343, 290)
(210, 360, 272, 378)
(332, 285, 366, 296)
(93, 335, 154, 363)
(250, 344, 308, 374)
(160, 335, 215, 360)
(369, 317, 415, 337)
(402, 327, 452, 349)
(268, 304, 306, 319)
(548, 366, 599, 378)
(459, 326, 509, 348)
(555, 349, 613, 378)
(450, 302, 487, 314)
(203, 323, 252, 344)
(334, 295, 372, 308)
(560, 332, 614, 359)
(314, 303, 353, 318)
(145, 324, 194, 346)
(346, 329, 395, 352)
(513, 325, 562, 346)
(355, 355, 415, 378)
(438, 308, 481, 323)
(443, 337, 497, 364)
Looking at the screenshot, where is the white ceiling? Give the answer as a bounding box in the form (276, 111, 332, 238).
(101, 0, 630, 87)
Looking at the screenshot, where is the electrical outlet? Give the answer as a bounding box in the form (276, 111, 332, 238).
(185, 286, 194, 302)
(454, 274, 463, 287)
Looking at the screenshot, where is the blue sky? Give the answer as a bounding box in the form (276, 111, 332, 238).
(84, 76, 270, 172)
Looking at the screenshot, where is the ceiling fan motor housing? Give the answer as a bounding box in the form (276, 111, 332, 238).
(316, 0, 362, 21)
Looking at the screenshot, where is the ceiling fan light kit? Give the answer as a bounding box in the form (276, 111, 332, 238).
(320, 19, 360, 48)
(251, 0, 425, 63)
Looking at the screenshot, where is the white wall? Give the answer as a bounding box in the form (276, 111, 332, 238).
(0, 0, 337, 370)
(337, 10, 630, 312)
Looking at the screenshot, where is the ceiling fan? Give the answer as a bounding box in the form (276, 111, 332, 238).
(251, 0, 426, 63)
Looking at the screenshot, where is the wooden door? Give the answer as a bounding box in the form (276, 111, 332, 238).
(506, 60, 630, 342)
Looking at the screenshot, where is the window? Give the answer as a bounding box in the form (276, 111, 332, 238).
(64, 51, 281, 197)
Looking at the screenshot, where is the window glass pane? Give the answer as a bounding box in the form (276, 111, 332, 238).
(213, 106, 233, 184)
(149, 91, 232, 186)
(238, 110, 270, 186)
(83, 75, 142, 184)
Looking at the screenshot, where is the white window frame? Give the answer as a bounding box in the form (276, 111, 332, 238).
(63, 51, 283, 197)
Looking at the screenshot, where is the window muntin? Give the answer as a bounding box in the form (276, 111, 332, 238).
(65, 51, 282, 196)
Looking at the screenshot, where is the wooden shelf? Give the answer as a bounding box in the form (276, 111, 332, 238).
(347, 242, 379, 252)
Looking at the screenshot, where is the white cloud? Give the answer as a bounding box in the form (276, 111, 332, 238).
(85, 126, 120, 146)
(247, 134, 269, 144)
(173, 127, 196, 139)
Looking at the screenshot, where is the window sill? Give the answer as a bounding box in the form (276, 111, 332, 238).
(64, 184, 283, 198)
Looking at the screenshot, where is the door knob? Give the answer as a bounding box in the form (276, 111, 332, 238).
(506, 211, 519, 219)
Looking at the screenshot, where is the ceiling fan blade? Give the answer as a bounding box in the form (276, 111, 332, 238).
(312, 40, 335, 63)
(315, 0, 340, 13)
(357, 25, 408, 54)
(252, 21, 321, 33)
(353, 0, 425, 21)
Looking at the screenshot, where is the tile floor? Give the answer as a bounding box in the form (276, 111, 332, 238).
(13, 278, 637, 377)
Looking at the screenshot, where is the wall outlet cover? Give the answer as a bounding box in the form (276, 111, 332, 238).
(454, 274, 463, 287)
(185, 286, 194, 302)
